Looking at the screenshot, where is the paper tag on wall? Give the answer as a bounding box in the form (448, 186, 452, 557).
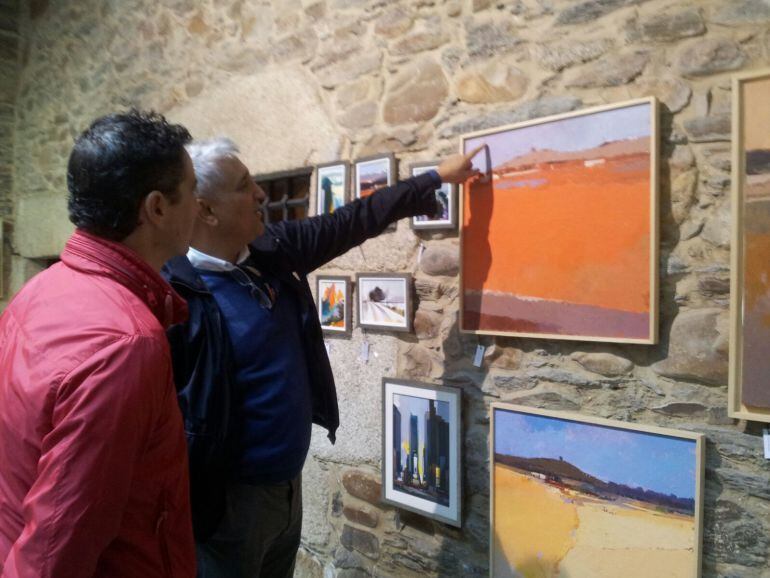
(360, 341, 370, 363)
(764, 429, 770, 460)
(473, 344, 485, 367)
(324, 341, 331, 355)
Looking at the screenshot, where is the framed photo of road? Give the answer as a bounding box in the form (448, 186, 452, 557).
(356, 272, 412, 332)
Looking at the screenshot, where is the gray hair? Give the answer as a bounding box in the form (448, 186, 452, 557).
(185, 137, 240, 196)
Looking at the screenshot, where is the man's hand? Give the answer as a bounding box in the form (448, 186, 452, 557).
(436, 145, 485, 184)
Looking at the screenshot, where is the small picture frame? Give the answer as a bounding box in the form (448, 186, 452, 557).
(315, 161, 349, 216)
(409, 161, 457, 230)
(354, 153, 397, 199)
(382, 378, 462, 527)
(317, 275, 352, 335)
(356, 272, 412, 332)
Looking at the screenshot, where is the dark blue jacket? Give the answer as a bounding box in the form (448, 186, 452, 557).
(162, 172, 440, 540)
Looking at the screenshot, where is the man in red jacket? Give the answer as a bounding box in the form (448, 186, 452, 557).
(0, 110, 199, 577)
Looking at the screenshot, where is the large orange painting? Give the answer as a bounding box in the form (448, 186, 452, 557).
(730, 69, 770, 420)
(460, 99, 658, 343)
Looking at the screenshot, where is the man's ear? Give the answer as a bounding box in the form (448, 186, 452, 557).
(141, 190, 169, 228)
(197, 197, 219, 226)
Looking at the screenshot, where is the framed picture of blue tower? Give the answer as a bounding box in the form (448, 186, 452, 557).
(315, 161, 349, 216)
(381, 378, 462, 527)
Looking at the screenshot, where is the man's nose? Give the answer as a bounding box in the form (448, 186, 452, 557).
(253, 182, 267, 203)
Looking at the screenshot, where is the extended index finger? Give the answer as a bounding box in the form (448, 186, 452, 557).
(464, 144, 486, 162)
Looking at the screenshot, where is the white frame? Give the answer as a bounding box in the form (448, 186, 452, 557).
(315, 161, 349, 216)
(410, 161, 457, 230)
(354, 153, 396, 200)
(316, 275, 352, 336)
(459, 97, 660, 344)
(490, 403, 704, 578)
(729, 67, 770, 422)
(382, 378, 462, 527)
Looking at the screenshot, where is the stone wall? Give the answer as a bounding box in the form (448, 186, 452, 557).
(0, 0, 18, 303)
(0, 0, 16, 220)
(7, 0, 770, 576)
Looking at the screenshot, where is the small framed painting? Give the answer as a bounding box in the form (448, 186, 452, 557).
(317, 275, 352, 335)
(410, 161, 456, 230)
(354, 153, 397, 199)
(316, 161, 349, 216)
(356, 272, 412, 332)
(382, 378, 462, 527)
(491, 404, 704, 578)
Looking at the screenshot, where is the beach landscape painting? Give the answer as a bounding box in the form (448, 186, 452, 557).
(491, 404, 703, 578)
(730, 68, 770, 422)
(317, 275, 351, 335)
(460, 98, 658, 343)
(356, 273, 412, 332)
(382, 379, 461, 526)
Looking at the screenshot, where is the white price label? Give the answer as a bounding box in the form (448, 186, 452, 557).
(360, 341, 370, 363)
(324, 341, 331, 355)
(764, 429, 770, 460)
(473, 344, 486, 367)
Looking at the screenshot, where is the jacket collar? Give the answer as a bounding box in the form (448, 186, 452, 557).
(163, 228, 282, 292)
(61, 229, 188, 328)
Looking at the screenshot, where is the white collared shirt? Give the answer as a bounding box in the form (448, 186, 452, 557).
(186, 246, 251, 272)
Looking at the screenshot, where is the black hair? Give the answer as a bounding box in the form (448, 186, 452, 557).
(67, 109, 192, 241)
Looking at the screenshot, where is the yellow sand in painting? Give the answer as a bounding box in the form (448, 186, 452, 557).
(494, 466, 695, 578)
(493, 465, 578, 578)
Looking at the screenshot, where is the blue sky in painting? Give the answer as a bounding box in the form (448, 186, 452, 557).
(465, 102, 651, 172)
(394, 393, 450, 451)
(494, 408, 696, 499)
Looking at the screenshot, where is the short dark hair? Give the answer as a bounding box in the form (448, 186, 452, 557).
(67, 109, 192, 241)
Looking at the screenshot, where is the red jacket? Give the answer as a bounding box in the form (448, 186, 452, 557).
(0, 230, 195, 577)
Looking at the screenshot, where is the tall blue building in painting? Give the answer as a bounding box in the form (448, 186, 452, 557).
(393, 406, 402, 479)
(392, 393, 451, 506)
(409, 414, 419, 483)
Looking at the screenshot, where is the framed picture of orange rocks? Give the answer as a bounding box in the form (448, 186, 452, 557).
(729, 68, 770, 422)
(460, 97, 659, 344)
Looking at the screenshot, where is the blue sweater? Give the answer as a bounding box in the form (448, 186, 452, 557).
(197, 268, 312, 484)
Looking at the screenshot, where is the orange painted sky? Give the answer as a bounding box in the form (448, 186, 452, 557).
(463, 157, 650, 313)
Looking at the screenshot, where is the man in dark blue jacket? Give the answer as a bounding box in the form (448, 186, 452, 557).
(163, 138, 480, 578)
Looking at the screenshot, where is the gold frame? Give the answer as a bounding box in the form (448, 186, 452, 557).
(728, 67, 770, 422)
(489, 403, 705, 578)
(459, 97, 660, 344)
